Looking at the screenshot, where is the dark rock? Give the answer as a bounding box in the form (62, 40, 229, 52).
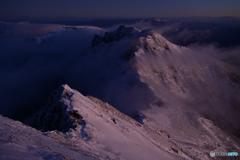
(111, 118, 117, 124)
(92, 25, 140, 47)
(32, 85, 81, 132)
(133, 112, 145, 124)
(229, 71, 240, 84)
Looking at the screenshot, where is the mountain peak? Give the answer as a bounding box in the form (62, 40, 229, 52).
(91, 25, 183, 53)
(32, 84, 81, 132)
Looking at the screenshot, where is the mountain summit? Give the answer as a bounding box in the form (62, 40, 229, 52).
(92, 25, 140, 47)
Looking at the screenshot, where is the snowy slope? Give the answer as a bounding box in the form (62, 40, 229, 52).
(133, 31, 240, 142)
(0, 85, 179, 160)
(0, 114, 97, 160)
(32, 84, 178, 160)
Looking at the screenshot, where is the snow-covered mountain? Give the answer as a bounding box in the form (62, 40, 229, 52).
(1, 25, 240, 159)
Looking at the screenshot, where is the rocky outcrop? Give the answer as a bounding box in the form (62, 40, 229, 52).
(92, 25, 140, 47)
(32, 85, 83, 132)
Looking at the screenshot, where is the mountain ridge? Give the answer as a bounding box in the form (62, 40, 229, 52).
(1, 84, 239, 159)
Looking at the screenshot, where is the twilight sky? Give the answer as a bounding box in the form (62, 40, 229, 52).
(1, 0, 240, 20)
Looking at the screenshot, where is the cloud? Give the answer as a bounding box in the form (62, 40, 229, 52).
(188, 43, 240, 67)
(0, 22, 106, 120)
